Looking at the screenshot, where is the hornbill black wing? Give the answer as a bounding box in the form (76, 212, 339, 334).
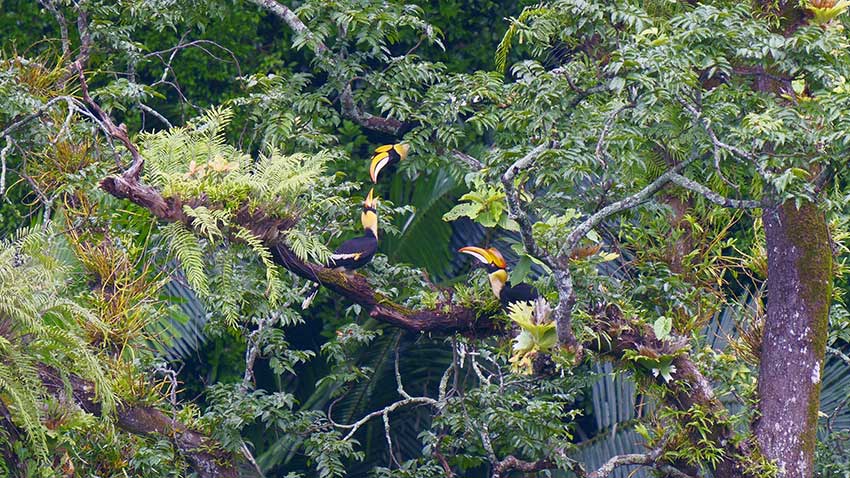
(327, 234, 378, 270)
(500, 282, 540, 308)
(303, 234, 378, 309)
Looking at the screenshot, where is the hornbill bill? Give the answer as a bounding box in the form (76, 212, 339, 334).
(301, 189, 380, 308)
(459, 246, 539, 309)
(369, 143, 410, 183)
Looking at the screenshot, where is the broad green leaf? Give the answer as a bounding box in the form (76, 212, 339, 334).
(653, 316, 672, 341)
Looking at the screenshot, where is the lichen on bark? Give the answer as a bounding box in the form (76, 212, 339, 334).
(756, 200, 832, 478)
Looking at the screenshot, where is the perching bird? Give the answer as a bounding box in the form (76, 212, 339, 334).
(459, 246, 539, 309)
(302, 189, 380, 309)
(369, 143, 410, 183)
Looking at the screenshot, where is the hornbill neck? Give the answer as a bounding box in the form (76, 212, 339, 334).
(487, 268, 508, 299)
(361, 206, 378, 238)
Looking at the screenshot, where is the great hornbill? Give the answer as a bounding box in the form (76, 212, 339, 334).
(301, 189, 380, 309)
(369, 143, 410, 183)
(459, 246, 539, 309)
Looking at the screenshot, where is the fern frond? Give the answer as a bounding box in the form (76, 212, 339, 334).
(495, 6, 550, 73)
(234, 226, 284, 309)
(0, 362, 48, 460)
(285, 229, 332, 264)
(184, 205, 231, 242)
(0, 227, 117, 466)
(162, 223, 210, 297)
(36, 325, 116, 415)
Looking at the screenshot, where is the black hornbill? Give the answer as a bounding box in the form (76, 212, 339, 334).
(302, 189, 380, 308)
(369, 143, 410, 183)
(459, 246, 539, 309)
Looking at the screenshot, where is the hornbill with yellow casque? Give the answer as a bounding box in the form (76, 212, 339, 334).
(459, 246, 539, 309)
(301, 188, 380, 308)
(369, 143, 410, 183)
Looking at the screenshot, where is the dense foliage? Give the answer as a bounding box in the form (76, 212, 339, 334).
(3, 1, 850, 477)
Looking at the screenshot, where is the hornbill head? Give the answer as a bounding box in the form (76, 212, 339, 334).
(369, 143, 410, 183)
(361, 188, 379, 237)
(459, 246, 509, 298)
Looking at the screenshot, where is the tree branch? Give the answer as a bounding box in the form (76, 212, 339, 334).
(827, 346, 850, 368)
(75, 7, 92, 70)
(247, 0, 409, 136)
(814, 164, 835, 196)
(338, 396, 437, 441)
(339, 84, 406, 135)
(500, 143, 579, 348)
(36, 364, 242, 478)
(0, 136, 10, 197)
(668, 173, 768, 209)
(451, 149, 483, 170)
(492, 455, 556, 478)
(242, 312, 277, 390)
(39, 0, 70, 58)
(0, 96, 77, 138)
(676, 93, 768, 182)
(586, 449, 694, 478)
(76, 68, 143, 178)
(246, 0, 328, 54)
(270, 243, 496, 335)
(558, 155, 696, 257)
(139, 103, 173, 128)
(595, 102, 634, 165)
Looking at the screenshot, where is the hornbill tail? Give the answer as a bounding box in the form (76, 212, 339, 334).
(301, 284, 321, 309)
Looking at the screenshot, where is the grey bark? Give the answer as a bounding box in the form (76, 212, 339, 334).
(756, 201, 832, 478)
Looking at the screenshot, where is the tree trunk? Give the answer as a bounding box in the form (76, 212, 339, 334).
(756, 201, 832, 478)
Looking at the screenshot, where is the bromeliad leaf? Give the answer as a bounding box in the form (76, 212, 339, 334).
(507, 300, 556, 374)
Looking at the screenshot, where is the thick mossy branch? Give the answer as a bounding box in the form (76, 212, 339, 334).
(36, 364, 241, 478)
(270, 243, 496, 335)
(101, 175, 296, 244)
(585, 304, 752, 478)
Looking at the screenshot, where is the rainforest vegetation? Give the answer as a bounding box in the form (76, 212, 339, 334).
(3, 1, 850, 477)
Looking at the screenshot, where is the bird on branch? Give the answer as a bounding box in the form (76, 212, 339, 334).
(302, 188, 380, 308)
(369, 143, 409, 182)
(459, 246, 539, 309)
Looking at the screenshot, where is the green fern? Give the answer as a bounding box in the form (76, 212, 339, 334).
(136, 108, 361, 321)
(0, 228, 115, 466)
(495, 6, 550, 73)
(285, 228, 332, 264)
(234, 226, 284, 309)
(162, 222, 210, 298)
(183, 205, 231, 242)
